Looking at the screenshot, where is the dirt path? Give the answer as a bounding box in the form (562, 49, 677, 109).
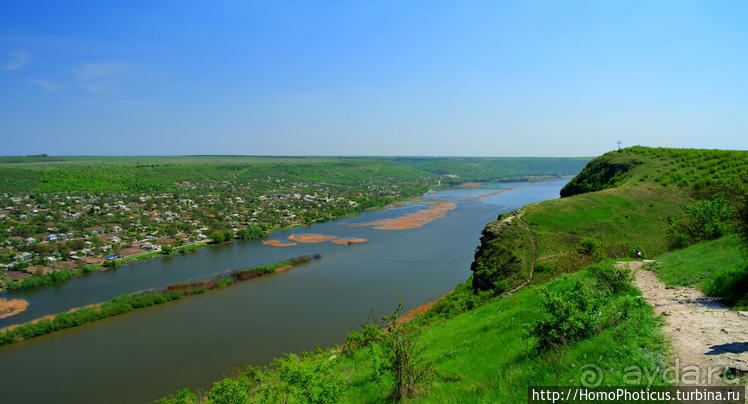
(504, 210, 537, 297)
(630, 260, 748, 385)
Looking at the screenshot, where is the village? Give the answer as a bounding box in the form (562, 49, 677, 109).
(0, 176, 429, 289)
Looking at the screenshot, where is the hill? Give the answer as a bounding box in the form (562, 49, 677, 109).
(471, 147, 747, 293)
(0, 156, 589, 194)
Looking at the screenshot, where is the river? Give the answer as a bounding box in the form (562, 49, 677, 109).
(0, 179, 567, 403)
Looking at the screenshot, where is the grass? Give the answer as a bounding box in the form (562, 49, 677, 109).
(472, 147, 747, 292)
(648, 235, 748, 309)
(399, 281, 666, 402)
(167, 269, 668, 403)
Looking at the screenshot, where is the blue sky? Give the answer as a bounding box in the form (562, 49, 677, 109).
(1, 0, 746, 156)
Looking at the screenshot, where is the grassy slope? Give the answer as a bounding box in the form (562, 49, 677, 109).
(335, 273, 666, 403)
(183, 268, 666, 403)
(649, 235, 747, 309)
(472, 147, 747, 292)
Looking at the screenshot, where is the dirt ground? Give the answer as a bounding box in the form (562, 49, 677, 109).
(630, 260, 748, 385)
(398, 289, 453, 324)
(274, 265, 293, 273)
(287, 234, 338, 243)
(262, 240, 297, 247)
(331, 238, 368, 245)
(0, 298, 29, 320)
(348, 201, 457, 230)
(466, 185, 521, 201)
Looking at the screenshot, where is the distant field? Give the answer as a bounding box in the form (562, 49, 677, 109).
(0, 155, 590, 193)
(0, 155, 340, 169)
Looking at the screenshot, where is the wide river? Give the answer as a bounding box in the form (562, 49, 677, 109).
(0, 179, 567, 403)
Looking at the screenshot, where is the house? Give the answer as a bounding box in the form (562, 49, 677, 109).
(104, 235, 121, 243)
(139, 242, 160, 251)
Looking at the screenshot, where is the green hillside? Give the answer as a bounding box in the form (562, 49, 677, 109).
(648, 235, 747, 310)
(472, 147, 747, 293)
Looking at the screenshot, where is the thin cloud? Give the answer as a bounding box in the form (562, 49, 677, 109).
(77, 62, 131, 80)
(4, 50, 28, 70)
(76, 62, 132, 93)
(28, 79, 59, 93)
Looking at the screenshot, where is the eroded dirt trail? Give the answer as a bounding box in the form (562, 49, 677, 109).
(504, 210, 536, 297)
(629, 260, 748, 384)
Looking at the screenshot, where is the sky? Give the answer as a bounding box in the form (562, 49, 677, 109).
(1, 0, 747, 156)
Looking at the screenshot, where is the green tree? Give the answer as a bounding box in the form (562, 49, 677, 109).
(209, 231, 225, 244)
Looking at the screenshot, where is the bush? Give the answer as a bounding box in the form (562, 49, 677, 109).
(589, 262, 633, 294)
(579, 237, 604, 262)
(343, 322, 383, 355)
(158, 388, 197, 404)
(704, 264, 748, 310)
(668, 196, 733, 249)
(207, 378, 248, 404)
(372, 299, 431, 400)
(526, 275, 607, 348)
(209, 231, 225, 244)
(263, 353, 344, 404)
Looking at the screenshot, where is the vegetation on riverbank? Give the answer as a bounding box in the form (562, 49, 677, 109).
(0, 255, 318, 346)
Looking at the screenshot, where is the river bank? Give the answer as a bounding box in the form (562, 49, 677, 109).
(0, 188, 433, 293)
(0, 255, 318, 345)
(0, 298, 29, 319)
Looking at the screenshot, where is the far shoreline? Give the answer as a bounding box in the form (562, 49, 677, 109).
(0, 175, 570, 293)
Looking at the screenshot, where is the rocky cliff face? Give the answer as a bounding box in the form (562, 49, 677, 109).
(470, 210, 532, 293)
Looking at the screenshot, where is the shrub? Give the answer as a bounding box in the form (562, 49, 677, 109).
(526, 275, 607, 348)
(579, 237, 603, 261)
(263, 353, 344, 404)
(589, 262, 633, 294)
(158, 388, 197, 404)
(372, 299, 431, 400)
(209, 231, 225, 244)
(704, 264, 748, 310)
(207, 378, 248, 404)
